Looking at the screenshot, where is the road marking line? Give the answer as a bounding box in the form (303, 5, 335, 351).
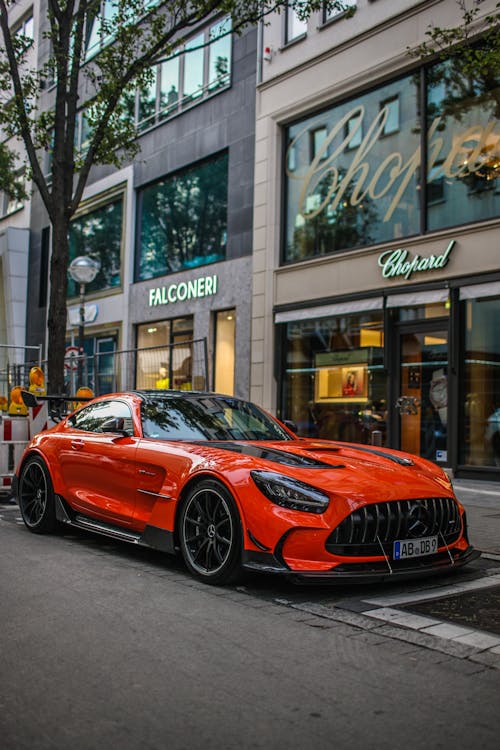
(454, 486, 500, 496)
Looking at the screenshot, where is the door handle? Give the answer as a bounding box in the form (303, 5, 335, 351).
(71, 439, 85, 450)
(138, 469, 157, 476)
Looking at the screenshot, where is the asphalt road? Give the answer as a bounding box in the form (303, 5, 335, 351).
(1, 505, 499, 750)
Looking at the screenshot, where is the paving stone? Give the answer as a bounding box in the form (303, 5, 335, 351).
(419, 622, 476, 639)
(452, 631, 500, 650)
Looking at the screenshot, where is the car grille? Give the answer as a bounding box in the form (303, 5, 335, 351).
(326, 497, 461, 557)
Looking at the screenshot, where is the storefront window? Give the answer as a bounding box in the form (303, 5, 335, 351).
(284, 45, 499, 263)
(426, 58, 500, 231)
(68, 197, 123, 297)
(137, 152, 228, 280)
(282, 312, 386, 444)
(136, 317, 194, 390)
(461, 294, 500, 467)
(214, 309, 236, 395)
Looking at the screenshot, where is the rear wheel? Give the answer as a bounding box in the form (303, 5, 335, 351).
(18, 457, 57, 533)
(179, 479, 242, 585)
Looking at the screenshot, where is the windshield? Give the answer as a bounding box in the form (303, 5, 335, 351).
(141, 395, 292, 442)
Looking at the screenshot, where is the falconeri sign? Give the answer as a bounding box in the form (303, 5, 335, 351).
(377, 240, 456, 281)
(148, 274, 218, 307)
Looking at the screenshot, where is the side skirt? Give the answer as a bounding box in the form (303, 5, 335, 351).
(54, 495, 175, 554)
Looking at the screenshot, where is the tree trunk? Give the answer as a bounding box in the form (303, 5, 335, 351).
(46, 212, 70, 394)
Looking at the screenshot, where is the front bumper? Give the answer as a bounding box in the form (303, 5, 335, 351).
(242, 545, 481, 584)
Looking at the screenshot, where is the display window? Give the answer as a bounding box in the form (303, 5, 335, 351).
(214, 309, 236, 396)
(136, 317, 195, 391)
(281, 311, 386, 444)
(461, 292, 500, 468)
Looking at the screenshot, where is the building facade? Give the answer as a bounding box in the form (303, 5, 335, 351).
(0, 0, 39, 381)
(251, 0, 500, 479)
(23, 5, 256, 398)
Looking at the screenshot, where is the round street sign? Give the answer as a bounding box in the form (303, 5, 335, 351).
(64, 346, 81, 371)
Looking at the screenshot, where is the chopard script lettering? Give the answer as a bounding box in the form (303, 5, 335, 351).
(287, 106, 499, 223)
(378, 240, 456, 280)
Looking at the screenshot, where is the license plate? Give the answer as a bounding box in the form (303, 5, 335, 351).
(393, 536, 438, 560)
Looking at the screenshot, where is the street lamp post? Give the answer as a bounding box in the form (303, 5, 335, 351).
(68, 256, 101, 389)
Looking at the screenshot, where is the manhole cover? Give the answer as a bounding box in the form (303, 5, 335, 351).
(402, 585, 500, 635)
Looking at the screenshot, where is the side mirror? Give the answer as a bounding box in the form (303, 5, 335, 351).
(100, 417, 130, 437)
(283, 419, 298, 434)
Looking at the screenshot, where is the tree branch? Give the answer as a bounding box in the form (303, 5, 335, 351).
(0, 0, 51, 212)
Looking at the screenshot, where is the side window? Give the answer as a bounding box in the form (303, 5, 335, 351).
(68, 401, 134, 434)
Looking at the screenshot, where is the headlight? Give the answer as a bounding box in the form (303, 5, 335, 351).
(251, 470, 329, 514)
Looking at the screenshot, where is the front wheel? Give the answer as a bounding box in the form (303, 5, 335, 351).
(18, 456, 57, 534)
(178, 479, 242, 585)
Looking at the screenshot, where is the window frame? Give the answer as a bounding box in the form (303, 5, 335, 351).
(284, 7, 308, 45)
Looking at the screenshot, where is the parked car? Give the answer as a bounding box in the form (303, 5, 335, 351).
(14, 390, 479, 584)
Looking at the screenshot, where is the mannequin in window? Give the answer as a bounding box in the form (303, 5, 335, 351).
(156, 363, 170, 390)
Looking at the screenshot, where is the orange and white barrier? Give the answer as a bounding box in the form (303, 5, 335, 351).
(0, 416, 29, 491)
(0, 403, 50, 493)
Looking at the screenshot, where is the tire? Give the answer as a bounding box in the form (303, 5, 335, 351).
(18, 456, 57, 534)
(179, 479, 242, 585)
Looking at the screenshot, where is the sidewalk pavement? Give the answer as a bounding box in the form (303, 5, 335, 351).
(452, 479, 500, 559)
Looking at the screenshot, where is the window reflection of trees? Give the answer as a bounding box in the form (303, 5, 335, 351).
(141, 396, 291, 441)
(288, 168, 378, 261)
(138, 153, 227, 280)
(68, 199, 123, 296)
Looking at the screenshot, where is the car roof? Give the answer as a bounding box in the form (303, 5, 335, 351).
(131, 390, 245, 403)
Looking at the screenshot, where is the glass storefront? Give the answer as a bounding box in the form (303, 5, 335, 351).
(398, 326, 448, 463)
(279, 290, 500, 475)
(136, 151, 228, 280)
(282, 310, 386, 444)
(136, 317, 194, 390)
(283, 49, 499, 263)
(214, 309, 236, 396)
(461, 293, 500, 468)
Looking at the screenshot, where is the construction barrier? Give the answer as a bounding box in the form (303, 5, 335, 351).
(0, 403, 49, 494)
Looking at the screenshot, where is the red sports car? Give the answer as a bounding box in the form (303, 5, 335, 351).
(14, 390, 479, 584)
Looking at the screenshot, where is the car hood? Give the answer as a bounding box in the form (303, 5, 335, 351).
(198, 438, 455, 503)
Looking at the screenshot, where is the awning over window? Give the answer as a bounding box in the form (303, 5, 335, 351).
(459, 282, 500, 301)
(385, 289, 449, 308)
(275, 297, 384, 324)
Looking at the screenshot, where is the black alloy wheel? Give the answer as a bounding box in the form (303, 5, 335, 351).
(18, 457, 57, 533)
(179, 479, 242, 584)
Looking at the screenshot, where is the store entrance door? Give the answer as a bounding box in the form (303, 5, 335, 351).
(396, 324, 448, 464)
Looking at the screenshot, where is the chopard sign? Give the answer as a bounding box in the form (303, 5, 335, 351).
(378, 240, 456, 280)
